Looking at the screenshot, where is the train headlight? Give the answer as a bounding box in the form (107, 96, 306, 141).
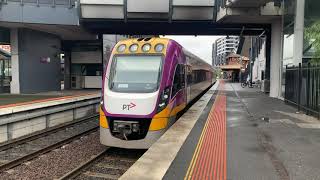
(155, 43, 164, 52)
(117, 44, 126, 53)
(142, 44, 151, 52)
(129, 44, 139, 52)
(157, 87, 171, 113)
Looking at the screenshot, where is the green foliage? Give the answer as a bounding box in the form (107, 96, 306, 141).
(213, 67, 222, 79)
(305, 20, 320, 64)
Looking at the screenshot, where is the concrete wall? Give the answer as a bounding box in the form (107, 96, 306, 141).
(0, 1, 79, 25)
(252, 41, 266, 82)
(11, 28, 61, 94)
(10, 29, 21, 94)
(293, 0, 305, 65)
(270, 19, 282, 98)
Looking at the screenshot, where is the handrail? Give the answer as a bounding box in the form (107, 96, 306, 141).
(285, 63, 320, 119)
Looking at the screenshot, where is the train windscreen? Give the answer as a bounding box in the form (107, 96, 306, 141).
(109, 56, 162, 93)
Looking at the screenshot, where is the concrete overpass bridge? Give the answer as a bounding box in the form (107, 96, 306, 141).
(0, 0, 284, 98)
(80, 0, 280, 35)
(0, 0, 281, 36)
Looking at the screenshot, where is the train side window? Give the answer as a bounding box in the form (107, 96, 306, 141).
(172, 64, 184, 97)
(180, 65, 186, 89)
(187, 66, 192, 85)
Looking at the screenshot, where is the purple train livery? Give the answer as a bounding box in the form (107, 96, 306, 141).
(100, 37, 216, 149)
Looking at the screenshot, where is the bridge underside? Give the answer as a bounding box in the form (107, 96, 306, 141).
(81, 20, 268, 36)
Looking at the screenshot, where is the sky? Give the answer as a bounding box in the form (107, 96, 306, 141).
(164, 35, 224, 65)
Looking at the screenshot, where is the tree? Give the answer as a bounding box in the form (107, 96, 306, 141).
(305, 20, 320, 64)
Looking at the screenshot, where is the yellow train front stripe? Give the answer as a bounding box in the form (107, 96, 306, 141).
(99, 107, 109, 129)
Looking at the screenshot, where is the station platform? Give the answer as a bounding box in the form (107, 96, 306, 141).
(121, 80, 320, 180)
(0, 90, 100, 108)
(0, 90, 101, 143)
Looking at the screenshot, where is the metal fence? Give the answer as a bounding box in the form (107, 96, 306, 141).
(285, 63, 320, 118)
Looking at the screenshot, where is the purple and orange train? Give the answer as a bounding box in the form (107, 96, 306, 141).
(100, 37, 216, 149)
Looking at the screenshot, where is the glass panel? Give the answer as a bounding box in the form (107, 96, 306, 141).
(0, 60, 3, 76)
(304, 0, 320, 63)
(172, 64, 181, 97)
(282, 0, 296, 66)
(281, 0, 296, 98)
(282, 29, 294, 65)
(109, 56, 162, 93)
(4, 59, 11, 77)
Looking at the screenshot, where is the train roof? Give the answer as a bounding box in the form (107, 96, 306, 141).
(116, 37, 171, 46)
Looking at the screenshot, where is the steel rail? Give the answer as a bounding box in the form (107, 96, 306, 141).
(0, 126, 99, 172)
(58, 149, 109, 180)
(58, 148, 143, 180)
(0, 114, 98, 152)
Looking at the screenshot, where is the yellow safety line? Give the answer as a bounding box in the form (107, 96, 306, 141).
(184, 93, 221, 180)
(184, 118, 209, 180)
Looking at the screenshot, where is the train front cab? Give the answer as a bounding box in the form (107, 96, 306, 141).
(99, 38, 184, 149)
(99, 38, 214, 149)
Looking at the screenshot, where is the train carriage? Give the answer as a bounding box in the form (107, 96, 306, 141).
(100, 37, 216, 149)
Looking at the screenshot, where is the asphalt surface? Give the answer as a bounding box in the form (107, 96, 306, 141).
(164, 82, 320, 180)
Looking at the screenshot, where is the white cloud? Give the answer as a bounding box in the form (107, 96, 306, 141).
(163, 35, 224, 65)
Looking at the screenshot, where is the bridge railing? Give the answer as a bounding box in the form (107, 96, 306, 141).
(285, 62, 320, 119)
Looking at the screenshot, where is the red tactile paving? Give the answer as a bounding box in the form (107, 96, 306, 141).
(0, 93, 98, 109)
(185, 82, 227, 180)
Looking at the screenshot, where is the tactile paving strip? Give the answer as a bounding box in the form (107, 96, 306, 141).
(185, 82, 226, 180)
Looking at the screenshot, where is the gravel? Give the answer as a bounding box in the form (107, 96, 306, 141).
(0, 132, 106, 180)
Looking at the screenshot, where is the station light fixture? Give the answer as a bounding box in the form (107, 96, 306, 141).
(117, 44, 126, 52)
(142, 44, 151, 52)
(129, 44, 139, 52)
(155, 43, 164, 52)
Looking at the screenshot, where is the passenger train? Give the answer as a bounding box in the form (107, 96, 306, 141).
(100, 37, 216, 149)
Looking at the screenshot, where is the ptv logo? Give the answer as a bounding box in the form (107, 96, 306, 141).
(122, 102, 136, 111)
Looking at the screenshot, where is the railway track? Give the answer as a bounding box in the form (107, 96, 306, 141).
(0, 115, 99, 172)
(58, 148, 145, 180)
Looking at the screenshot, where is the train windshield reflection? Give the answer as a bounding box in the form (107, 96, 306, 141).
(109, 56, 162, 93)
